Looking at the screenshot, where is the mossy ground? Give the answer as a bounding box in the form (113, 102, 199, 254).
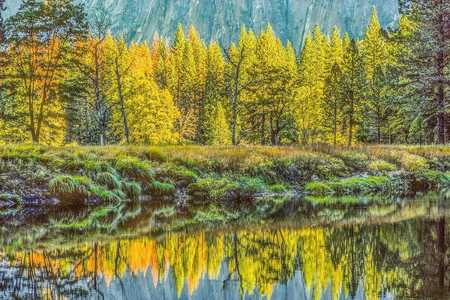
(0, 144, 449, 233)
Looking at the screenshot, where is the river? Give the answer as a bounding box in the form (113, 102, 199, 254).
(0, 198, 449, 299)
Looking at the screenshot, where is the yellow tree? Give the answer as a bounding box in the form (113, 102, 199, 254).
(224, 27, 257, 145)
(245, 25, 297, 145)
(201, 42, 231, 145)
(361, 8, 396, 143)
(125, 42, 180, 144)
(323, 26, 346, 145)
(105, 36, 134, 143)
(6, 0, 87, 144)
(295, 27, 330, 144)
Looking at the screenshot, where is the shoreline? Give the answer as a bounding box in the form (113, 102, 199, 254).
(0, 144, 449, 235)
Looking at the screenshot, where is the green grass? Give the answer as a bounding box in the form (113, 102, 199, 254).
(305, 176, 391, 196)
(304, 195, 388, 206)
(121, 181, 142, 200)
(0, 193, 22, 204)
(368, 160, 397, 173)
(96, 172, 122, 190)
(48, 175, 92, 202)
(115, 156, 154, 182)
(150, 181, 176, 196)
(53, 207, 113, 231)
(0, 144, 448, 207)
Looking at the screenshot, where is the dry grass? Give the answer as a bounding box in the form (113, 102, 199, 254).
(0, 144, 448, 168)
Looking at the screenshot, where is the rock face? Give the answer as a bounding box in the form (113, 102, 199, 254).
(6, 0, 399, 48)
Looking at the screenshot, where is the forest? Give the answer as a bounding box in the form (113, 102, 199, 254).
(0, 0, 448, 147)
(0, 2, 450, 298)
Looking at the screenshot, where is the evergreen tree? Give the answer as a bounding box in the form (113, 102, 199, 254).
(200, 42, 229, 145)
(295, 27, 330, 144)
(402, 0, 450, 144)
(324, 63, 344, 146)
(341, 40, 367, 147)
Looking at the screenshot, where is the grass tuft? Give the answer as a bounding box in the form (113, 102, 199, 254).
(121, 181, 142, 200)
(150, 181, 176, 196)
(48, 175, 92, 202)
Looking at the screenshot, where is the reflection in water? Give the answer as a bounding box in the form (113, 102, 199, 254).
(0, 218, 449, 299)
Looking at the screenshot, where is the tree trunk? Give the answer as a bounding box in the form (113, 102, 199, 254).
(436, 84, 447, 144)
(333, 103, 337, 146)
(435, 7, 448, 144)
(348, 107, 354, 148)
(260, 113, 266, 145)
(376, 105, 382, 144)
(231, 73, 239, 146)
(94, 45, 105, 145)
(114, 60, 130, 144)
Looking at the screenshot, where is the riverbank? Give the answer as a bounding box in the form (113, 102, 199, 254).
(0, 144, 449, 232)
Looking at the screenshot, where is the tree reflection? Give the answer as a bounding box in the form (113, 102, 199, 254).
(1, 214, 450, 299)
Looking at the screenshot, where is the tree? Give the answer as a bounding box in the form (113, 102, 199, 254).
(108, 36, 133, 143)
(323, 27, 345, 145)
(224, 28, 255, 145)
(340, 39, 367, 147)
(324, 63, 344, 146)
(365, 66, 397, 143)
(402, 0, 450, 144)
(361, 8, 397, 144)
(245, 26, 296, 145)
(199, 42, 230, 145)
(5, 0, 87, 144)
(295, 27, 330, 144)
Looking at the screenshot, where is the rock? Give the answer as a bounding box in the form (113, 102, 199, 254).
(5, 0, 400, 49)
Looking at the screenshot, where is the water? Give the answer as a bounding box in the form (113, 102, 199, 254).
(1, 200, 449, 299)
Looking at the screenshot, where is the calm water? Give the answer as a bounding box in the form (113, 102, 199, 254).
(1, 202, 449, 299)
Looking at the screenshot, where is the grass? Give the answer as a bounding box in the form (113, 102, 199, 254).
(0, 193, 22, 204)
(368, 160, 397, 173)
(48, 175, 92, 203)
(150, 181, 176, 196)
(121, 181, 142, 200)
(53, 207, 114, 231)
(305, 195, 388, 206)
(305, 176, 392, 196)
(0, 144, 448, 208)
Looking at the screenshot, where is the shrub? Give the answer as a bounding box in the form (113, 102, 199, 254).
(188, 176, 266, 202)
(238, 177, 267, 196)
(270, 155, 348, 183)
(143, 148, 168, 162)
(415, 171, 450, 190)
(82, 160, 105, 173)
(400, 154, 429, 172)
